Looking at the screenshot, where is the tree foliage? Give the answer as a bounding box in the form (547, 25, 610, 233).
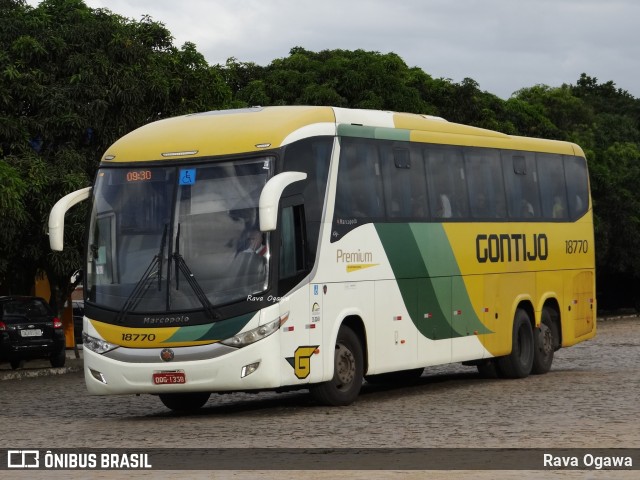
(0, 0, 231, 310)
(2, 3, 640, 309)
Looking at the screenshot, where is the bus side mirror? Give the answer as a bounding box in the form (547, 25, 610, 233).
(48, 187, 92, 251)
(259, 172, 307, 232)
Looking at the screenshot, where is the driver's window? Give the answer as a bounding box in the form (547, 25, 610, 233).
(280, 205, 305, 279)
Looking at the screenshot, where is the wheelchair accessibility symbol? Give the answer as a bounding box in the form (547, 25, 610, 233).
(179, 169, 196, 185)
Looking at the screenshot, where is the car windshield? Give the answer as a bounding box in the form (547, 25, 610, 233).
(1, 298, 50, 320)
(86, 157, 273, 315)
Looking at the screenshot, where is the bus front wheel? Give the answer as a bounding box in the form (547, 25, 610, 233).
(496, 309, 534, 379)
(159, 392, 211, 412)
(310, 326, 363, 406)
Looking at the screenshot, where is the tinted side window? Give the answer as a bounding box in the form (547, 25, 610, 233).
(564, 155, 589, 219)
(283, 137, 333, 263)
(465, 148, 506, 219)
(538, 153, 568, 219)
(334, 137, 384, 220)
(279, 205, 305, 279)
(282, 137, 332, 222)
(503, 151, 541, 219)
(379, 143, 429, 220)
(425, 146, 468, 219)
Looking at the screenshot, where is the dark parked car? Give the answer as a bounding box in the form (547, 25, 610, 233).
(0, 296, 66, 369)
(72, 300, 84, 344)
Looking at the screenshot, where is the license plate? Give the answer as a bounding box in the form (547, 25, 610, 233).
(20, 329, 42, 337)
(152, 371, 186, 385)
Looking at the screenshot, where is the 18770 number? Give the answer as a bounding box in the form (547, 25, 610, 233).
(122, 333, 156, 342)
(566, 240, 588, 254)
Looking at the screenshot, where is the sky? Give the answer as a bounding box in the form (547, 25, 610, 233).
(28, 0, 640, 99)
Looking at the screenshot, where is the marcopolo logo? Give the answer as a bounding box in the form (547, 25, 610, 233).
(476, 233, 548, 263)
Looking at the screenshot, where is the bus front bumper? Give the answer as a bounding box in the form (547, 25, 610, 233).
(83, 333, 283, 395)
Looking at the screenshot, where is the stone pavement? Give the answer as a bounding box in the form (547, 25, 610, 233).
(0, 346, 84, 381)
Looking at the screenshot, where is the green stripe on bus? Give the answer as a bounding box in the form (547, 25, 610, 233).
(374, 223, 491, 339)
(337, 124, 410, 141)
(164, 312, 255, 343)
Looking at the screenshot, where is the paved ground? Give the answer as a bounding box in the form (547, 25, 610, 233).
(0, 346, 83, 381)
(1, 316, 638, 479)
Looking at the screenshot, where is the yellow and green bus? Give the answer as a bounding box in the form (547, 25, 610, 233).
(49, 106, 595, 410)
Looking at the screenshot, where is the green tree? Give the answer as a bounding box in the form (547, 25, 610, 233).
(0, 0, 231, 311)
(589, 142, 640, 273)
(228, 47, 433, 113)
(3, 6, 640, 313)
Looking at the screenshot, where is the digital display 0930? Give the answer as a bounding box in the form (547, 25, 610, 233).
(126, 170, 152, 182)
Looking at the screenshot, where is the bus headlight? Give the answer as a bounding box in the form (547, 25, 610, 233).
(221, 312, 288, 348)
(82, 332, 118, 354)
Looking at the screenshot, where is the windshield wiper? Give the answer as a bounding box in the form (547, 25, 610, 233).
(115, 225, 168, 323)
(173, 223, 219, 320)
(157, 224, 168, 292)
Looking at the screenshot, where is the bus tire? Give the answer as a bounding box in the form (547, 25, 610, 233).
(531, 308, 558, 374)
(496, 308, 534, 379)
(310, 326, 363, 406)
(159, 392, 211, 411)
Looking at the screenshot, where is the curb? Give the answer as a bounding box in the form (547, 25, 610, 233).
(0, 349, 84, 381)
(0, 363, 83, 381)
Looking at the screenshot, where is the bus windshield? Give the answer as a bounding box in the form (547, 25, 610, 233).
(86, 157, 273, 315)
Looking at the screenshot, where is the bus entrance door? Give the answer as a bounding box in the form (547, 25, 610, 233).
(279, 286, 322, 385)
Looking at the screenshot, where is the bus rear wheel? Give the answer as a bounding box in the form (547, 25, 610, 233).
(159, 392, 211, 412)
(531, 308, 558, 374)
(310, 326, 363, 406)
(496, 308, 534, 379)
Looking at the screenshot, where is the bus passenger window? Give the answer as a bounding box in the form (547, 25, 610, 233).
(503, 152, 541, 220)
(465, 148, 506, 219)
(564, 155, 589, 219)
(335, 139, 383, 220)
(425, 146, 468, 219)
(380, 144, 428, 220)
(537, 153, 568, 219)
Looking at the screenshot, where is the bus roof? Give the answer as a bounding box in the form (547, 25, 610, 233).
(101, 106, 584, 163)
